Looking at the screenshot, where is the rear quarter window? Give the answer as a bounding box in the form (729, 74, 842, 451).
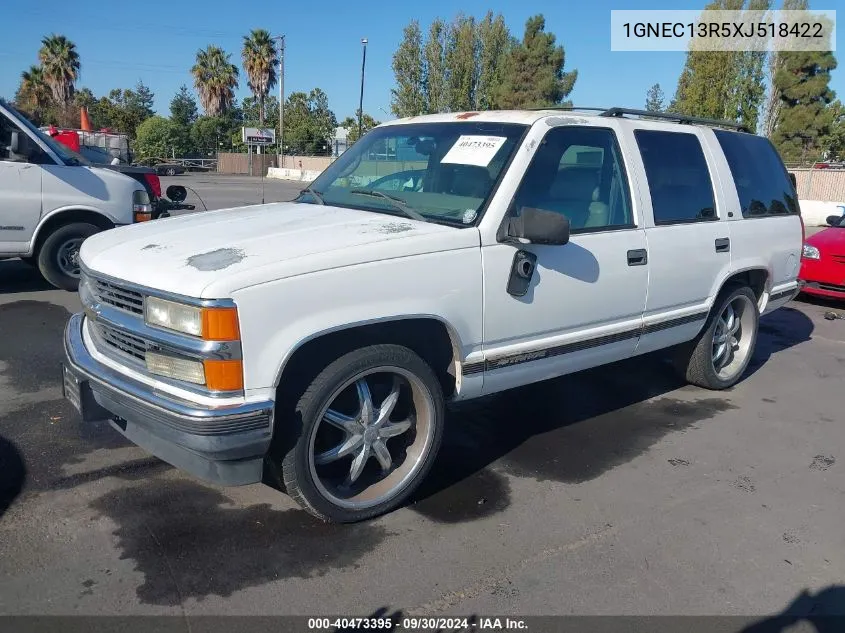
(634, 130, 717, 225)
(713, 130, 799, 217)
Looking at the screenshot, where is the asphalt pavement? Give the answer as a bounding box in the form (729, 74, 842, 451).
(1, 176, 843, 619)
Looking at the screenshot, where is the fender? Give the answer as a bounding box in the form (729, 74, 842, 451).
(229, 247, 485, 400)
(28, 205, 119, 255)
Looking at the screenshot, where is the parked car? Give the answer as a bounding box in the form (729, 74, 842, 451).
(799, 213, 845, 300)
(154, 163, 186, 176)
(62, 107, 803, 522)
(0, 99, 151, 290)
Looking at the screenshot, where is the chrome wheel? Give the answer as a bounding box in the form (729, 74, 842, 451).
(55, 238, 83, 278)
(711, 294, 756, 381)
(307, 366, 436, 510)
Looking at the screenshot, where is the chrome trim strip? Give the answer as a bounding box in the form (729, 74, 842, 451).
(66, 313, 272, 424)
(464, 311, 709, 375)
(80, 262, 236, 308)
(80, 279, 242, 361)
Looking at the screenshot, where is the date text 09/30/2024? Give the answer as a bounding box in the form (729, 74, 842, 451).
(307, 617, 529, 631)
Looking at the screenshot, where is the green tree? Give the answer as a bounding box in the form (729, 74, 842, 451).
(340, 111, 380, 143)
(423, 18, 448, 113)
(283, 89, 338, 154)
(475, 12, 511, 110)
(671, 0, 742, 120)
(241, 28, 278, 125)
(14, 66, 51, 123)
(645, 83, 665, 112)
(494, 15, 577, 109)
(38, 34, 80, 107)
(135, 116, 191, 159)
(192, 45, 239, 116)
(445, 14, 477, 111)
(104, 82, 155, 137)
(823, 100, 845, 160)
(772, 41, 838, 162)
(391, 21, 426, 117)
(761, 0, 808, 138)
(191, 115, 229, 153)
(170, 85, 198, 126)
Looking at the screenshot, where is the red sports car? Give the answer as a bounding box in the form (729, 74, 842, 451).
(799, 214, 845, 300)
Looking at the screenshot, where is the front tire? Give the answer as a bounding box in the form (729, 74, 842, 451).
(269, 344, 445, 523)
(677, 286, 759, 390)
(36, 222, 101, 291)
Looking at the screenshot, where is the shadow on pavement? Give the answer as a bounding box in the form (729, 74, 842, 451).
(0, 259, 53, 294)
(0, 435, 26, 518)
(746, 306, 815, 378)
(410, 306, 813, 524)
(742, 586, 845, 632)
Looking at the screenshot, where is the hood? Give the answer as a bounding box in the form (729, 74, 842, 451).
(80, 202, 479, 298)
(86, 165, 145, 189)
(806, 227, 845, 252)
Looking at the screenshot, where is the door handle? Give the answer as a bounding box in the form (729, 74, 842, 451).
(715, 237, 730, 253)
(627, 249, 648, 266)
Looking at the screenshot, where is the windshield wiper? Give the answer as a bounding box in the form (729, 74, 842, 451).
(299, 186, 325, 205)
(349, 189, 427, 222)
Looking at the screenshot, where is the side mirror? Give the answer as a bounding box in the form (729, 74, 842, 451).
(507, 207, 570, 245)
(826, 215, 842, 227)
(166, 185, 187, 203)
(9, 130, 30, 159)
(788, 172, 797, 190)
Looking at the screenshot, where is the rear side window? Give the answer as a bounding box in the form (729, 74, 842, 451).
(713, 130, 799, 217)
(635, 130, 717, 225)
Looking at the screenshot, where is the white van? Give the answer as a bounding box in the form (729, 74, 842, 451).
(0, 100, 151, 290)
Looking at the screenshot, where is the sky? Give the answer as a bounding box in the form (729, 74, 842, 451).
(0, 0, 841, 122)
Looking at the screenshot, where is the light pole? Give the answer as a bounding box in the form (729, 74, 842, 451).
(358, 38, 367, 140)
(273, 34, 286, 168)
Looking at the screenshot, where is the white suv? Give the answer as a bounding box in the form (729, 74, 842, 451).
(0, 100, 151, 290)
(62, 108, 803, 522)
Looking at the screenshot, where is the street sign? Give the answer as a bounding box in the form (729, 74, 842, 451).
(242, 127, 276, 145)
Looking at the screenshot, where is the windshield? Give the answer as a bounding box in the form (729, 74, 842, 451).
(304, 121, 528, 226)
(3, 102, 87, 166)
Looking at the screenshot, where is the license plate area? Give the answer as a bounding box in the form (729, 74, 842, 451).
(61, 364, 111, 422)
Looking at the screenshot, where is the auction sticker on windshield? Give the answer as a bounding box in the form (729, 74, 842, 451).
(441, 135, 506, 167)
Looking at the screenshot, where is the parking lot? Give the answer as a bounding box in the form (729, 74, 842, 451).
(1, 175, 843, 619)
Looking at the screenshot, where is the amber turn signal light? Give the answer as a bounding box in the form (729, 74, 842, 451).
(201, 307, 240, 341)
(203, 359, 244, 391)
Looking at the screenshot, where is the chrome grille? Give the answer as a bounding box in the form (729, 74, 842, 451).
(96, 322, 147, 364)
(91, 277, 144, 315)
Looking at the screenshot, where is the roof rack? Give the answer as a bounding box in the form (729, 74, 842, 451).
(529, 105, 609, 113)
(600, 107, 749, 133)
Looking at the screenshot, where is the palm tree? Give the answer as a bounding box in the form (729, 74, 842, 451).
(241, 29, 278, 125)
(191, 45, 239, 116)
(17, 66, 52, 118)
(38, 34, 80, 106)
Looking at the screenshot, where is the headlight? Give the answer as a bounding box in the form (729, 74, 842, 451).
(145, 297, 203, 336)
(133, 190, 152, 222)
(802, 243, 820, 260)
(144, 296, 241, 340)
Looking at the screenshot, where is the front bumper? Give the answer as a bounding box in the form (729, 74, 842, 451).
(62, 313, 274, 485)
(800, 281, 845, 300)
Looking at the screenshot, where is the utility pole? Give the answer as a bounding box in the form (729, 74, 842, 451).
(358, 38, 368, 140)
(273, 34, 286, 168)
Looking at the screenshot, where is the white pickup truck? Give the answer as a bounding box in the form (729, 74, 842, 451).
(63, 108, 803, 522)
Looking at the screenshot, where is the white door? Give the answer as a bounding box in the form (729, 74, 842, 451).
(0, 113, 42, 250)
(626, 126, 733, 355)
(479, 124, 649, 394)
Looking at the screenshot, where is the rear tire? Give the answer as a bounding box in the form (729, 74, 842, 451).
(676, 286, 759, 390)
(268, 344, 445, 523)
(36, 222, 101, 291)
